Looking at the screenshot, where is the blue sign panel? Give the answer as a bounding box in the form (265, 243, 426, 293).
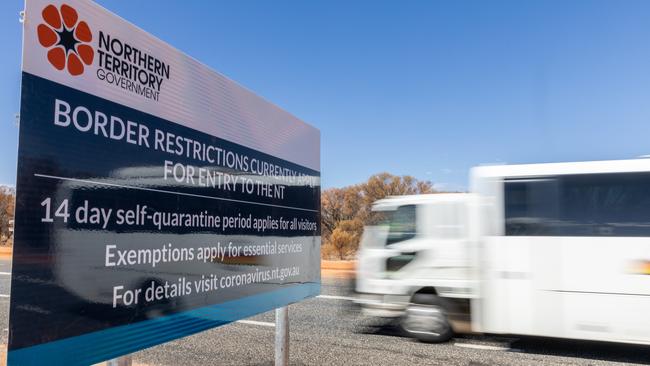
(11, 1, 320, 365)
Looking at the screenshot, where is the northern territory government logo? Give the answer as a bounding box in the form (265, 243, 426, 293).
(37, 4, 93, 76)
(37, 3, 170, 101)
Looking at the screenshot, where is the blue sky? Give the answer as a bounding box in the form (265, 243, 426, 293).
(2, 0, 650, 190)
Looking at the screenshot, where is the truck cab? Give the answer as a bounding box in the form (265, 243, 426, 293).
(355, 193, 478, 342)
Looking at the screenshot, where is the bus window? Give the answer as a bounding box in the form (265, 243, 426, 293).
(504, 178, 559, 236)
(386, 205, 417, 245)
(504, 173, 650, 237)
(559, 172, 650, 237)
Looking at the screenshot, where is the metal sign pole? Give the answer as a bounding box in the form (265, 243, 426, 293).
(275, 306, 289, 366)
(106, 355, 132, 366)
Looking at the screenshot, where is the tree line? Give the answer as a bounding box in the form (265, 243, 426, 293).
(0, 186, 15, 246)
(321, 172, 435, 259)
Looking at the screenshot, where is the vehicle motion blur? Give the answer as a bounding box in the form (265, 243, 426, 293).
(356, 159, 650, 345)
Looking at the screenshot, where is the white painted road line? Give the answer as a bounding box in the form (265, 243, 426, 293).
(317, 294, 355, 301)
(453, 342, 510, 351)
(234, 295, 354, 328)
(0, 272, 11, 276)
(237, 320, 275, 327)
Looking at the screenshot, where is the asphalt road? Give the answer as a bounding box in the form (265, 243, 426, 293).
(0, 259, 649, 366)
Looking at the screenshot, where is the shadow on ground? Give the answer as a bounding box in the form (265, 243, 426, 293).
(357, 317, 650, 365)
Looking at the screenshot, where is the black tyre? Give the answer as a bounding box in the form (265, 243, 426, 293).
(400, 293, 454, 343)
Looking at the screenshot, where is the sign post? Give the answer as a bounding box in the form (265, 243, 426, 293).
(275, 306, 289, 366)
(106, 356, 132, 366)
(10, 1, 320, 365)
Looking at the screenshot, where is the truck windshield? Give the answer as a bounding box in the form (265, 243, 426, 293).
(385, 205, 417, 245)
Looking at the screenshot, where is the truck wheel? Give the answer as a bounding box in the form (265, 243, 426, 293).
(400, 293, 453, 343)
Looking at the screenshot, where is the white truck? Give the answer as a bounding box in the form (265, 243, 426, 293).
(356, 159, 650, 345)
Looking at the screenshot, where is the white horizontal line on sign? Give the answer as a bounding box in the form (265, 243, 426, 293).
(34, 174, 319, 213)
(317, 294, 356, 301)
(236, 320, 275, 327)
(0, 272, 11, 276)
(0, 294, 9, 298)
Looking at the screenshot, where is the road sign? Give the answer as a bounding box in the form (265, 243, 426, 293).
(10, 1, 320, 364)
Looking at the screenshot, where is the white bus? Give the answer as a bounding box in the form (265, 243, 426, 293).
(355, 159, 650, 345)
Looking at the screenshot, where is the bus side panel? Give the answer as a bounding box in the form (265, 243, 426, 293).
(480, 236, 565, 337)
(558, 237, 650, 343)
(563, 292, 650, 345)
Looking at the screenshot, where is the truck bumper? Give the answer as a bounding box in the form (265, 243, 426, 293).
(354, 292, 410, 318)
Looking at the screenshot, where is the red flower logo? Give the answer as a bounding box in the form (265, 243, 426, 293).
(37, 4, 94, 76)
